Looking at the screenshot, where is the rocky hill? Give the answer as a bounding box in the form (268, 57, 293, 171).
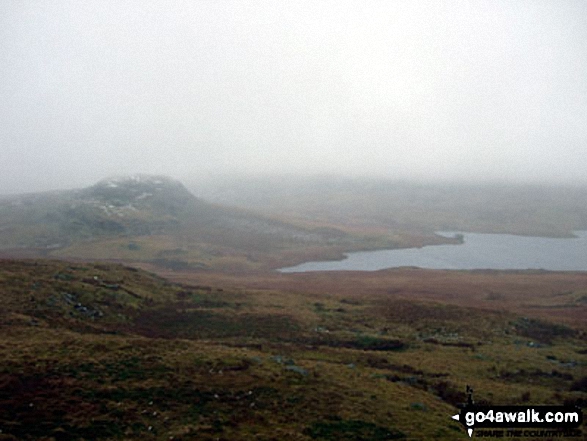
(0, 175, 353, 269)
(1, 176, 179, 246)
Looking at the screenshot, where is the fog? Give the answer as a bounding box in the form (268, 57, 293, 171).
(1, 0, 586, 194)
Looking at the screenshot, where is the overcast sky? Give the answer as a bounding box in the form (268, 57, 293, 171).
(1, 0, 586, 193)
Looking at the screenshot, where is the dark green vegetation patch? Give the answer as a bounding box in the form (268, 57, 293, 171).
(304, 418, 406, 440)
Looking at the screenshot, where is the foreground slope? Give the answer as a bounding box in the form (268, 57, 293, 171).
(1, 259, 585, 440)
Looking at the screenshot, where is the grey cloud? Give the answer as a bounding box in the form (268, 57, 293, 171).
(1, 0, 586, 193)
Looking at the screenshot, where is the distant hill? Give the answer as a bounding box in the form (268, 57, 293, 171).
(0, 175, 360, 269)
(188, 176, 587, 238)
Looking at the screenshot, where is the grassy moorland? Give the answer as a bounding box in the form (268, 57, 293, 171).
(1, 260, 585, 440)
(168, 268, 587, 326)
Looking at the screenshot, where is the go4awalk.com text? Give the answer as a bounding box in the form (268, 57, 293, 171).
(452, 405, 583, 438)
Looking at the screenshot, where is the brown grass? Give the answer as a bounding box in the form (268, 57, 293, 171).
(146, 267, 587, 327)
(1, 260, 585, 440)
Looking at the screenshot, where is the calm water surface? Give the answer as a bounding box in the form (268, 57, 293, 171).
(279, 231, 587, 272)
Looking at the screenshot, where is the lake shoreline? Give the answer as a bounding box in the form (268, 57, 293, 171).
(279, 231, 587, 273)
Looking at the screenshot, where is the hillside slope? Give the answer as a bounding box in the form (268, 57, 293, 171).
(0, 176, 367, 270)
(0, 175, 337, 247)
(1, 259, 585, 440)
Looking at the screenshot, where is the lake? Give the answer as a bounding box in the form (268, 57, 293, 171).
(278, 231, 587, 272)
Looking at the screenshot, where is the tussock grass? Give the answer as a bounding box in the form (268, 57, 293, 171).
(0, 259, 585, 440)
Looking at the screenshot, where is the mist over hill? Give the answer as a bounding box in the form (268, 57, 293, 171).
(0, 175, 361, 269)
(0, 175, 196, 249)
(188, 175, 587, 238)
(3, 174, 586, 271)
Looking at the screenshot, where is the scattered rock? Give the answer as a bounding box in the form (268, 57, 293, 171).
(285, 365, 308, 376)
